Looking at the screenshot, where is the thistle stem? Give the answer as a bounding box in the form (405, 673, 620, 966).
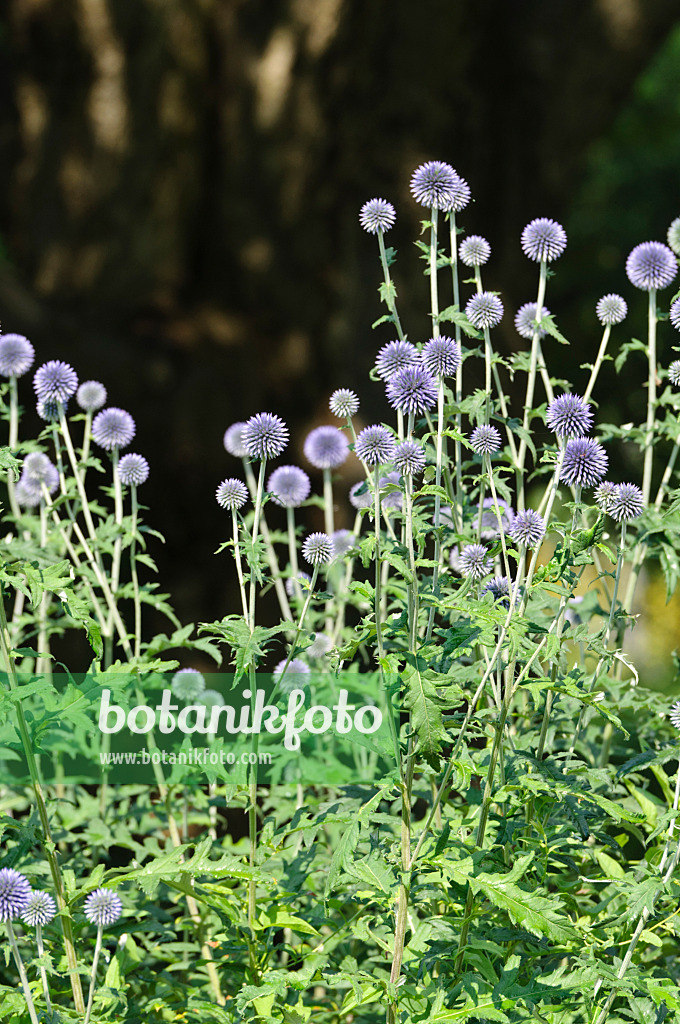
(35, 923, 53, 1014)
(130, 486, 142, 658)
(6, 922, 40, 1024)
(233, 508, 249, 619)
(642, 289, 658, 505)
(84, 924, 103, 1024)
(517, 261, 548, 509)
(583, 325, 611, 402)
(377, 230, 405, 341)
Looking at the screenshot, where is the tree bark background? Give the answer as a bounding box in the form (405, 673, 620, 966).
(0, 0, 678, 633)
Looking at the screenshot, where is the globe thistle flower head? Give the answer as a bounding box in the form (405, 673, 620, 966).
(546, 393, 593, 439)
(0, 334, 34, 378)
(670, 298, 680, 332)
(596, 294, 627, 326)
(37, 397, 65, 422)
(470, 424, 501, 455)
(273, 659, 310, 695)
(84, 888, 122, 927)
(359, 198, 396, 234)
(422, 336, 461, 378)
(332, 529, 356, 559)
(215, 477, 248, 510)
(410, 160, 459, 210)
(20, 458, 58, 497)
(355, 425, 397, 466)
(304, 425, 349, 469)
(560, 437, 608, 488)
(375, 340, 419, 380)
(268, 465, 310, 507)
(626, 241, 677, 291)
(307, 632, 333, 658)
(393, 439, 427, 476)
(441, 173, 471, 213)
(509, 508, 546, 548)
(668, 360, 680, 387)
(459, 235, 491, 267)
(23, 452, 55, 484)
(459, 544, 493, 581)
(92, 408, 136, 451)
(172, 668, 206, 702)
(609, 482, 644, 523)
(349, 480, 373, 509)
(302, 532, 334, 565)
(668, 217, 680, 257)
(466, 292, 503, 330)
(243, 412, 289, 461)
(329, 388, 359, 419)
(77, 380, 107, 411)
(118, 453, 149, 487)
(22, 890, 57, 928)
(386, 363, 438, 414)
(379, 471, 403, 515)
(481, 576, 511, 603)
(521, 218, 567, 262)
(200, 689, 225, 711)
(286, 571, 311, 597)
(0, 869, 32, 922)
(669, 699, 680, 731)
(514, 302, 550, 340)
(33, 360, 78, 403)
(15, 478, 42, 508)
(223, 422, 248, 458)
(594, 481, 617, 512)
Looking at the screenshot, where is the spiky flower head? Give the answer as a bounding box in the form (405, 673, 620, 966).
(379, 471, 403, 515)
(18, 462, 58, 500)
(393, 439, 427, 476)
(441, 173, 471, 213)
(118, 453, 149, 486)
(33, 360, 78, 403)
(514, 302, 550, 340)
(546, 393, 593, 439)
(349, 480, 373, 509)
(15, 479, 42, 508)
(286, 571, 311, 597)
(521, 218, 567, 262)
(421, 336, 461, 377)
(481, 576, 511, 602)
(92, 408, 136, 451)
(304, 425, 349, 469)
(243, 412, 289, 461)
(332, 529, 356, 558)
(670, 298, 680, 332)
(223, 422, 248, 458)
(0, 869, 32, 922)
(171, 668, 206, 701)
(386, 363, 438, 414)
(77, 380, 107, 411)
(84, 888, 122, 927)
(470, 424, 501, 455)
(37, 398, 64, 422)
(509, 508, 546, 547)
(459, 544, 493, 581)
(375, 340, 419, 380)
(0, 334, 34, 378)
(669, 699, 680, 730)
(329, 388, 359, 418)
(668, 360, 680, 386)
(355, 425, 397, 466)
(596, 294, 627, 326)
(609, 482, 644, 523)
(267, 465, 310, 507)
(465, 292, 503, 330)
(594, 481, 617, 512)
(22, 890, 57, 928)
(561, 437, 608, 488)
(302, 532, 334, 565)
(626, 241, 677, 291)
(410, 160, 459, 210)
(23, 452, 57, 484)
(460, 235, 491, 266)
(668, 217, 680, 257)
(273, 659, 310, 695)
(307, 632, 333, 658)
(359, 198, 396, 234)
(215, 477, 248, 510)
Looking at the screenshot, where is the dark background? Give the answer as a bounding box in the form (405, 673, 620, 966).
(1, 0, 680, 651)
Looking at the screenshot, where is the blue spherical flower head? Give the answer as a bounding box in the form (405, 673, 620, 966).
(442, 173, 471, 213)
(22, 890, 57, 928)
(216, 477, 248, 510)
(223, 421, 248, 458)
(509, 508, 546, 548)
(304, 426, 349, 469)
(393, 439, 426, 476)
(422, 336, 461, 377)
(332, 529, 356, 558)
(470, 425, 501, 455)
(329, 388, 359, 418)
(243, 412, 288, 461)
(34, 360, 78, 403)
(481, 576, 511, 603)
(668, 360, 680, 387)
(172, 668, 206, 701)
(268, 465, 310, 507)
(386, 364, 438, 415)
(302, 532, 334, 565)
(349, 480, 372, 509)
(466, 292, 503, 330)
(515, 302, 550, 340)
(375, 340, 419, 380)
(459, 235, 491, 267)
(561, 437, 608, 488)
(77, 380, 107, 411)
(670, 298, 680, 332)
(16, 478, 42, 508)
(355, 425, 397, 466)
(521, 218, 567, 262)
(23, 452, 56, 484)
(92, 408, 136, 451)
(609, 483, 644, 523)
(594, 481, 617, 512)
(459, 544, 493, 581)
(626, 241, 677, 291)
(546, 393, 593, 439)
(84, 888, 122, 927)
(668, 217, 680, 257)
(410, 161, 458, 210)
(118, 453, 150, 486)
(273, 659, 310, 695)
(359, 198, 396, 234)
(596, 294, 627, 326)
(0, 869, 32, 921)
(0, 334, 34, 378)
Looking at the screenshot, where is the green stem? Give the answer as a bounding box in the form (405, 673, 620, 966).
(233, 508, 249, 618)
(517, 261, 548, 509)
(7, 376, 21, 519)
(450, 212, 464, 532)
(35, 923, 53, 1014)
(131, 486, 142, 658)
(642, 289, 658, 505)
(583, 325, 611, 402)
(242, 459, 292, 621)
(84, 924, 103, 1024)
(377, 230, 405, 341)
(248, 460, 267, 630)
(7, 922, 40, 1024)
